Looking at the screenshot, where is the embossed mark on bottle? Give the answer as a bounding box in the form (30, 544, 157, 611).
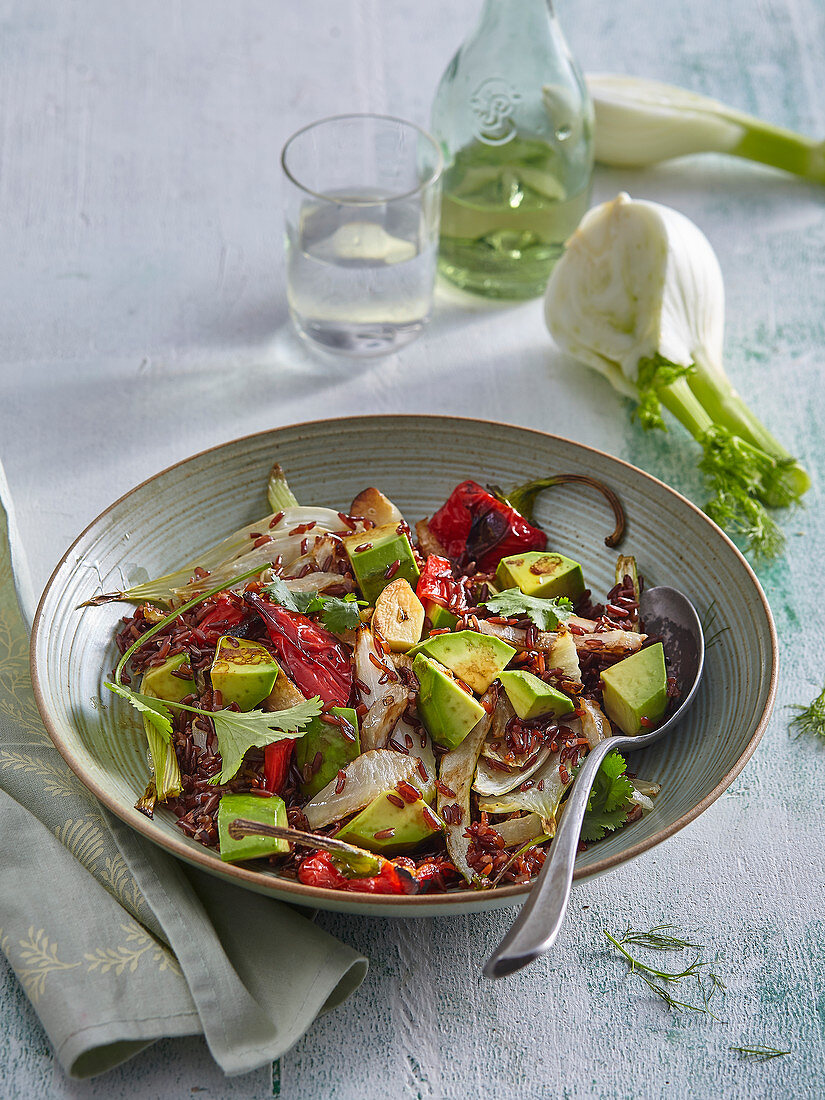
(470, 78, 521, 145)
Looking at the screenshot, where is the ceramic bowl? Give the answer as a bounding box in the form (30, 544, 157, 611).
(31, 416, 777, 915)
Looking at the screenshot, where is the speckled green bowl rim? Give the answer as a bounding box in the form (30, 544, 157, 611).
(30, 414, 778, 910)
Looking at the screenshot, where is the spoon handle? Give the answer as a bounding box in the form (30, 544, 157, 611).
(483, 735, 627, 979)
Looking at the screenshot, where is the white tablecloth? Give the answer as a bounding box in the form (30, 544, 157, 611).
(2, 1, 824, 1097)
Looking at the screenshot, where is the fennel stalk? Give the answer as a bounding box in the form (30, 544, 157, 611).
(588, 75, 825, 186)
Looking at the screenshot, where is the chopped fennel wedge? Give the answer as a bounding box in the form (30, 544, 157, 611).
(494, 813, 546, 849)
(473, 746, 551, 797)
(545, 193, 810, 561)
(579, 698, 612, 750)
(477, 618, 645, 659)
(303, 749, 423, 830)
(477, 750, 571, 835)
(438, 690, 495, 886)
(85, 507, 355, 606)
(267, 462, 299, 512)
(614, 555, 640, 631)
(391, 714, 437, 803)
(142, 719, 181, 802)
(359, 682, 409, 752)
(587, 74, 825, 184)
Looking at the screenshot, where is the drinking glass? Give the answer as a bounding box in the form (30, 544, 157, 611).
(281, 114, 443, 356)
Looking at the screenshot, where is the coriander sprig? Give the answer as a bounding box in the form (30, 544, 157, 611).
(482, 589, 573, 631)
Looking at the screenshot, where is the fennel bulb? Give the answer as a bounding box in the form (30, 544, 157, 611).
(587, 75, 825, 185)
(544, 193, 810, 559)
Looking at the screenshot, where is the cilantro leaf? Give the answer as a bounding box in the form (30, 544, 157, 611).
(314, 595, 363, 633)
(264, 580, 363, 634)
(263, 577, 300, 611)
(483, 588, 574, 631)
(105, 682, 174, 743)
(106, 680, 322, 786)
(580, 750, 634, 842)
(211, 696, 322, 784)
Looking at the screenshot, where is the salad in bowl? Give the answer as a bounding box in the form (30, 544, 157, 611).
(92, 463, 672, 896)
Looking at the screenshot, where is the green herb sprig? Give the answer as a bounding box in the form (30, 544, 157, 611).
(729, 1045, 791, 1060)
(604, 924, 726, 1017)
(482, 589, 573, 631)
(788, 683, 825, 739)
(579, 752, 634, 842)
(264, 577, 365, 633)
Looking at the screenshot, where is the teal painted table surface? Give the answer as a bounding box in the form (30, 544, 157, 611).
(1, 0, 824, 1097)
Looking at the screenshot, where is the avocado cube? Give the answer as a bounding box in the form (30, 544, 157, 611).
(496, 551, 585, 602)
(335, 787, 441, 854)
(413, 653, 486, 750)
(141, 653, 195, 703)
(599, 642, 668, 736)
(410, 630, 515, 694)
(210, 636, 280, 711)
(343, 522, 420, 605)
(217, 792, 288, 863)
(423, 601, 458, 631)
(295, 707, 361, 797)
(498, 670, 575, 721)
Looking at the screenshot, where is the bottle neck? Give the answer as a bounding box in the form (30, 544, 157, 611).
(476, 0, 556, 37)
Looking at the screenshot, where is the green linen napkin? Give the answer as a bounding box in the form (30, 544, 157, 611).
(0, 483, 367, 1079)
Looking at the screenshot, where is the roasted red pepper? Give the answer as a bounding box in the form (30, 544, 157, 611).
(245, 594, 352, 707)
(416, 554, 465, 613)
(428, 480, 546, 571)
(246, 593, 353, 793)
(196, 593, 250, 640)
(408, 855, 458, 892)
(263, 739, 294, 794)
(297, 851, 418, 894)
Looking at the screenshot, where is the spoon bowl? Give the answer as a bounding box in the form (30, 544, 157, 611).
(483, 585, 705, 979)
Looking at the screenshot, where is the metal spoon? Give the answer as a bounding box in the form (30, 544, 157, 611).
(483, 585, 705, 980)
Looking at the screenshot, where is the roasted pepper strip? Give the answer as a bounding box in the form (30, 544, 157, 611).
(196, 592, 250, 640)
(246, 594, 352, 706)
(263, 739, 294, 794)
(428, 480, 546, 571)
(297, 851, 418, 894)
(416, 554, 465, 611)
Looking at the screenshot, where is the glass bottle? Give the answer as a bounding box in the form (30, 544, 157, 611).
(431, 0, 593, 299)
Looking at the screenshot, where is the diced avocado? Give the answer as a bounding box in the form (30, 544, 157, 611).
(210, 636, 279, 711)
(217, 792, 288, 863)
(335, 787, 441, 854)
(141, 653, 195, 703)
(599, 642, 668, 736)
(343, 522, 420, 605)
(413, 653, 486, 750)
(295, 707, 361, 797)
(423, 600, 458, 631)
(496, 551, 585, 602)
(410, 630, 515, 693)
(498, 670, 575, 721)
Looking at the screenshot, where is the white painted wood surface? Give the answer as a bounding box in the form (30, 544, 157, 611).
(1, 1, 824, 1096)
